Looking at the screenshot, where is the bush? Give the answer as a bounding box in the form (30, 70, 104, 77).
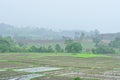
(109, 38, 120, 49)
(74, 77, 81, 80)
(0, 37, 16, 52)
(55, 44, 63, 52)
(65, 42, 82, 53)
(47, 45, 54, 53)
(92, 45, 115, 54)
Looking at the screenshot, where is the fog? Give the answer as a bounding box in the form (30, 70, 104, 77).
(0, 0, 120, 33)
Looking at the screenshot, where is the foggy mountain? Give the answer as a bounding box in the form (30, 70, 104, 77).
(0, 23, 120, 40)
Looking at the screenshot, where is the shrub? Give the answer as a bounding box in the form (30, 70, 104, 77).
(74, 77, 81, 80)
(92, 45, 115, 54)
(65, 42, 82, 53)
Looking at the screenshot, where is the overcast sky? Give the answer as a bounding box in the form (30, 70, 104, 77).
(0, 0, 120, 33)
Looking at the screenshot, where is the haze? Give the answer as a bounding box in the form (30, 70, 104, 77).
(0, 0, 120, 33)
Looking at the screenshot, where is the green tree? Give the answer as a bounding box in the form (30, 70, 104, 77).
(92, 36, 102, 46)
(0, 36, 16, 52)
(55, 44, 63, 52)
(109, 38, 120, 49)
(92, 45, 115, 54)
(29, 46, 38, 52)
(92, 29, 102, 47)
(38, 46, 47, 52)
(47, 45, 54, 52)
(0, 38, 10, 52)
(65, 42, 82, 53)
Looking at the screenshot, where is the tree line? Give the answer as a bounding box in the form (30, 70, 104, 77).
(0, 36, 82, 53)
(0, 36, 119, 54)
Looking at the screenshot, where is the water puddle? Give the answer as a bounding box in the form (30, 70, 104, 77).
(0, 67, 61, 80)
(1, 67, 61, 80)
(0, 74, 43, 80)
(9, 74, 43, 80)
(14, 67, 61, 72)
(0, 69, 6, 71)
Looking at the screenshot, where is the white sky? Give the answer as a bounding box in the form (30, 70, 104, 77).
(0, 0, 120, 33)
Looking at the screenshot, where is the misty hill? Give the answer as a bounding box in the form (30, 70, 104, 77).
(0, 23, 120, 40)
(0, 23, 60, 40)
(0, 23, 14, 36)
(0, 23, 87, 40)
(101, 33, 120, 40)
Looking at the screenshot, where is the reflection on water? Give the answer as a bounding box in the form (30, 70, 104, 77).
(9, 74, 43, 80)
(1, 67, 61, 80)
(15, 67, 61, 72)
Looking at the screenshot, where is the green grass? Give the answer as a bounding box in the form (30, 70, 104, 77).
(73, 53, 110, 58)
(32, 76, 99, 80)
(0, 70, 29, 78)
(18, 53, 72, 59)
(10, 53, 110, 58)
(0, 53, 110, 59)
(0, 53, 119, 79)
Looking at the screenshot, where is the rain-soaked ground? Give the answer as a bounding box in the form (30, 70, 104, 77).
(14, 67, 61, 72)
(0, 67, 61, 80)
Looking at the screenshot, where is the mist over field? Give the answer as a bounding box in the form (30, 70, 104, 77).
(0, 0, 120, 33)
(0, 0, 120, 80)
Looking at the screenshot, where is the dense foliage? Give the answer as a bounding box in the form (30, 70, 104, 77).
(0, 36, 117, 54)
(65, 41, 82, 53)
(55, 44, 63, 52)
(0, 37, 17, 52)
(0, 36, 63, 53)
(74, 77, 81, 80)
(92, 45, 115, 54)
(109, 38, 120, 49)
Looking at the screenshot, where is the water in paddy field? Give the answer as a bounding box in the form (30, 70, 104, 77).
(15, 67, 61, 72)
(1, 67, 61, 80)
(9, 74, 43, 80)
